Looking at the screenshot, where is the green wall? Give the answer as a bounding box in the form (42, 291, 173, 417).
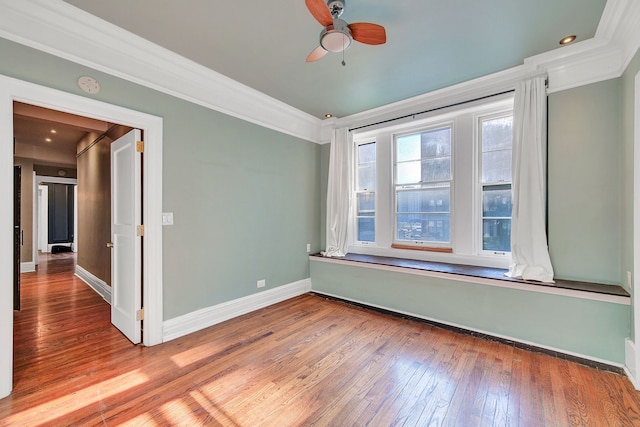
(0, 37, 321, 320)
(621, 49, 640, 337)
(310, 260, 629, 362)
(548, 79, 622, 284)
(313, 70, 637, 363)
(319, 143, 331, 250)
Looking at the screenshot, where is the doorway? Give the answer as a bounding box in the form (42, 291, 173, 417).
(0, 74, 164, 398)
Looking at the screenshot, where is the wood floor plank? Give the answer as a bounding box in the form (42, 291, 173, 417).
(1, 252, 640, 426)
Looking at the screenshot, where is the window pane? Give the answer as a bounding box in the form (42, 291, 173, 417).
(482, 150, 511, 183)
(357, 218, 375, 242)
(397, 188, 450, 213)
(397, 213, 450, 242)
(482, 187, 512, 217)
(396, 134, 421, 162)
(357, 164, 375, 191)
(482, 116, 512, 152)
(483, 219, 511, 251)
(396, 128, 452, 185)
(357, 193, 375, 215)
(356, 141, 376, 243)
(358, 142, 376, 163)
(422, 128, 451, 157)
(481, 115, 513, 253)
(422, 157, 451, 182)
(396, 160, 421, 184)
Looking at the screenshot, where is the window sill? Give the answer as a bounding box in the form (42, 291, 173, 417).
(309, 252, 630, 305)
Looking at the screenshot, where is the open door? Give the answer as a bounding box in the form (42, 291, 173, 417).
(110, 129, 142, 344)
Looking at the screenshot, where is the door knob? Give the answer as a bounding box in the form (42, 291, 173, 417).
(106, 242, 114, 248)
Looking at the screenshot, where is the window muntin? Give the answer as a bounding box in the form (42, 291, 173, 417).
(394, 127, 452, 245)
(480, 115, 513, 253)
(356, 142, 376, 243)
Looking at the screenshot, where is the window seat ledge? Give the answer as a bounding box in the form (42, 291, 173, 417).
(309, 253, 630, 305)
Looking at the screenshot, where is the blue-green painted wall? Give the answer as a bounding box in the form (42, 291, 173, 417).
(313, 66, 638, 363)
(0, 37, 321, 320)
(310, 260, 629, 362)
(548, 79, 621, 284)
(621, 48, 640, 337)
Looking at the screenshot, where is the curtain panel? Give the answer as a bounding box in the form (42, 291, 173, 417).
(506, 76, 555, 283)
(324, 127, 353, 257)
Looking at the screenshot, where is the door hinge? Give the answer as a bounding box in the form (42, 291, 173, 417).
(136, 141, 144, 153)
(137, 224, 144, 236)
(136, 308, 144, 321)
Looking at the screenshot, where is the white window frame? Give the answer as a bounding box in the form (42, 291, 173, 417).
(476, 110, 514, 257)
(353, 139, 377, 245)
(348, 95, 514, 269)
(392, 122, 454, 250)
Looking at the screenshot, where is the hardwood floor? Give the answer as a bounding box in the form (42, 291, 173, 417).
(2, 253, 640, 426)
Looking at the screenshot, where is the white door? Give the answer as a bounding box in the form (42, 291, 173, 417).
(110, 129, 142, 344)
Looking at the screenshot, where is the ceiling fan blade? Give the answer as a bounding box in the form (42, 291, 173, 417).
(306, 45, 328, 62)
(306, 0, 333, 26)
(349, 23, 387, 45)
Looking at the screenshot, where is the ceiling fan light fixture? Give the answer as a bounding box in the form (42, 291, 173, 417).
(321, 30, 352, 52)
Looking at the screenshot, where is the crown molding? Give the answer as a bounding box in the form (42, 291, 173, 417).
(1, 0, 638, 144)
(596, 0, 640, 70)
(330, 65, 538, 135)
(326, 0, 640, 134)
(0, 0, 324, 143)
(602, 0, 640, 70)
(524, 0, 640, 93)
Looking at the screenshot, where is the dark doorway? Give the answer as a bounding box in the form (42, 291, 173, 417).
(47, 183, 75, 248)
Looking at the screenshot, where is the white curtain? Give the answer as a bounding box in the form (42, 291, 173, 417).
(324, 127, 353, 257)
(506, 76, 555, 283)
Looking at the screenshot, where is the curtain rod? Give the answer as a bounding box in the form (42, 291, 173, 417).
(349, 89, 516, 133)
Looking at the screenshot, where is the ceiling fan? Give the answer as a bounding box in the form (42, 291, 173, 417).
(305, 0, 386, 63)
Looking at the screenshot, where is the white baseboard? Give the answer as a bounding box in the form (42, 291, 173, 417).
(75, 264, 111, 304)
(163, 278, 312, 342)
(626, 338, 639, 389)
(20, 262, 35, 273)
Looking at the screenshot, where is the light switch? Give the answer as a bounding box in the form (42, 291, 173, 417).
(162, 212, 174, 225)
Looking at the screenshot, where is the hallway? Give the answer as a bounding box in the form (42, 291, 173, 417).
(4, 252, 136, 425)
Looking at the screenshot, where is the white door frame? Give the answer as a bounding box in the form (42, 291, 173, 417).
(35, 176, 77, 253)
(0, 74, 164, 398)
(631, 70, 640, 389)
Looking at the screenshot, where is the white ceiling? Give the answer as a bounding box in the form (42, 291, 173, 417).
(61, 0, 607, 119)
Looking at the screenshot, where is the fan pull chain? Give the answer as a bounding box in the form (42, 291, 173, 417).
(342, 33, 346, 66)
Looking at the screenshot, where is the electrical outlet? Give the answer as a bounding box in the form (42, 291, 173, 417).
(306, 243, 311, 253)
(628, 271, 633, 289)
(257, 279, 266, 288)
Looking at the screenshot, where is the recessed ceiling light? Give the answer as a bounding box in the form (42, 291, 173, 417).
(45, 138, 52, 142)
(50, 129, 57, 134)
(559, 35, 577, 45)
(325, 114, 333, 119)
